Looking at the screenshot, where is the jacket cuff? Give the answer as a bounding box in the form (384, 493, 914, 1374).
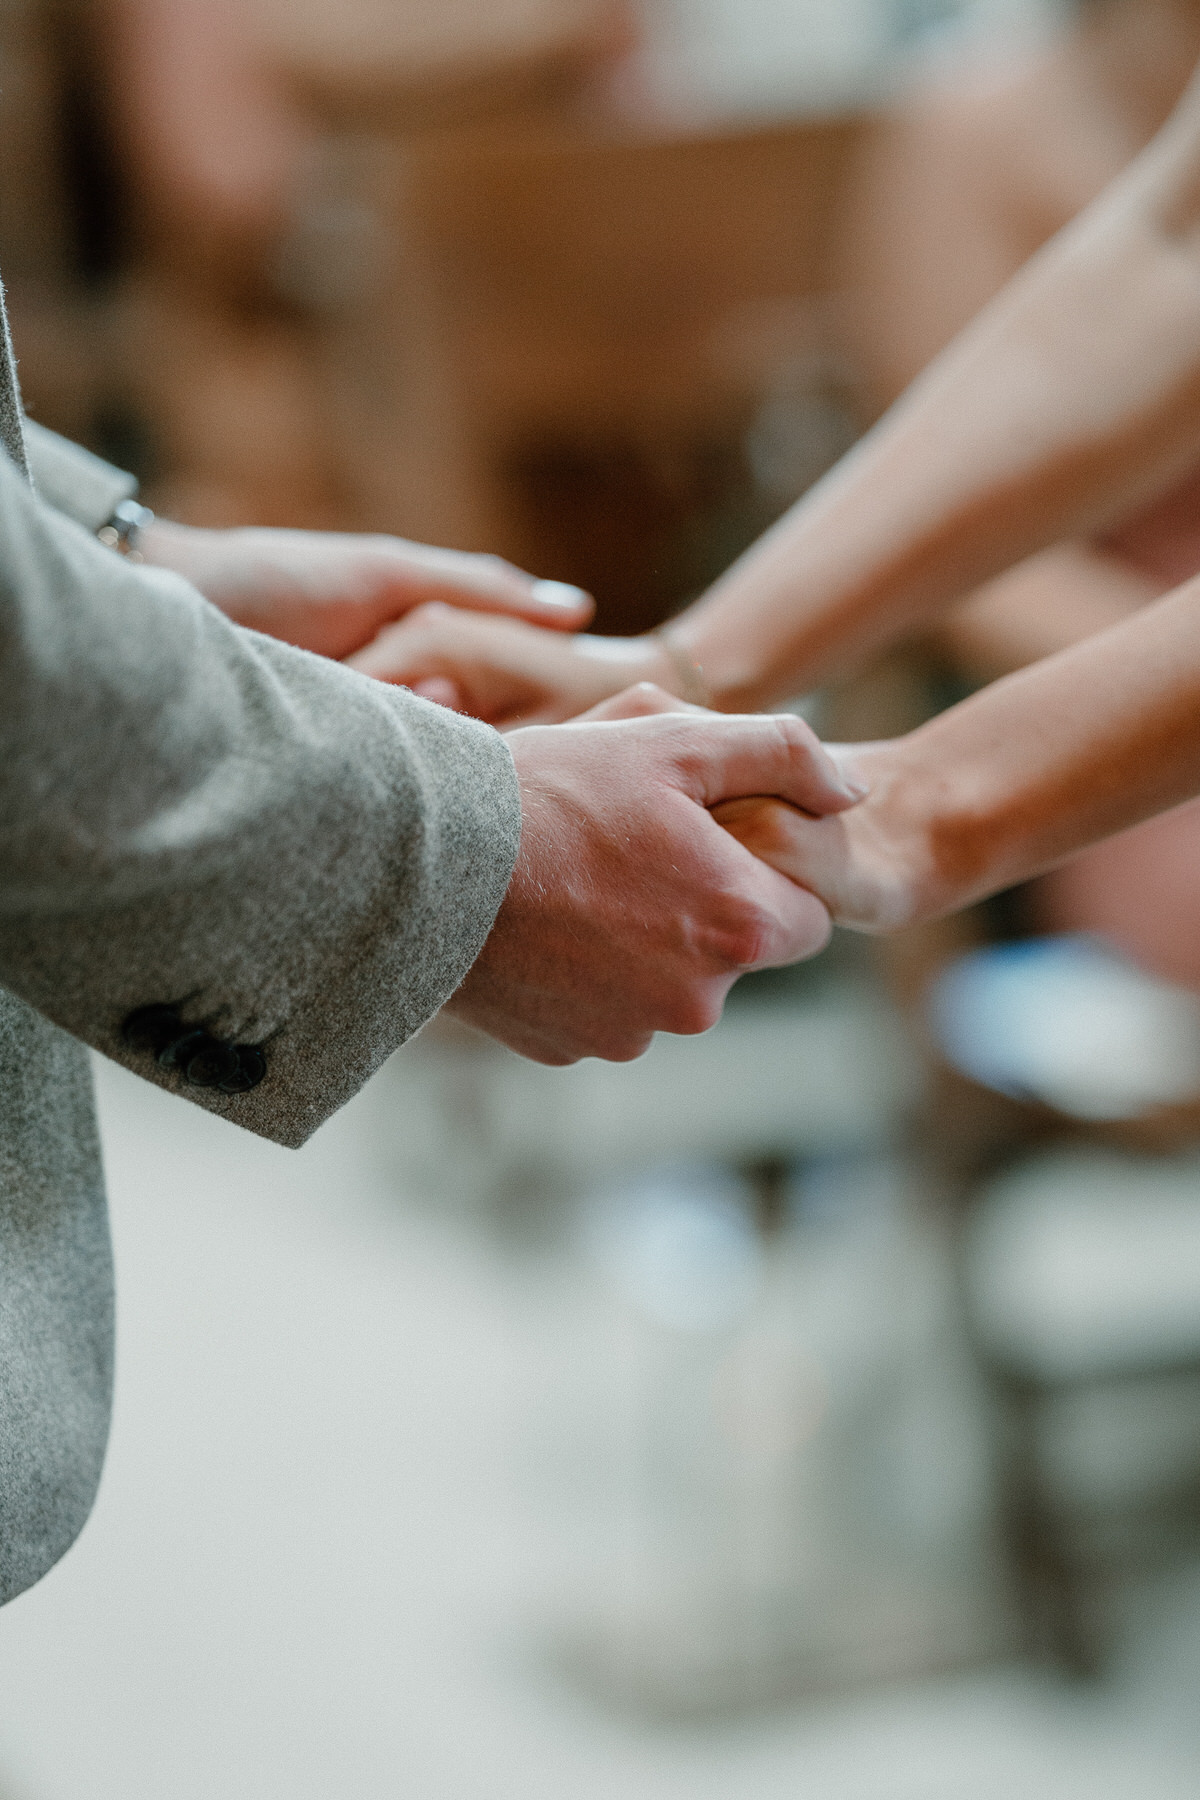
(22, 420, 139, 534)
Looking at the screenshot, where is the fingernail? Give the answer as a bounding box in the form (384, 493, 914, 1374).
(531, 579, 590, 609)
(840, 777, 870, 801)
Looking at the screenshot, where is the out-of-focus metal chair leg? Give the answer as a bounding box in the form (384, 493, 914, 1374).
(991, 1369, 1101, 1679)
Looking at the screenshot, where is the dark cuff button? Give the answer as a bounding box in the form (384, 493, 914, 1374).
(218, 1045, 267, 1094)
(122, 1003, 184, 1055)
(120, 1003, 266, 1096)
(184, 1040, 241, 1089)
(156, 1028, 210, 1070)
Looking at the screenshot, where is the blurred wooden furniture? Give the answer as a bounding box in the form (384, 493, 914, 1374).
(298, 107, 866, 627)
(964, 1145, 1200, 1677)
(12, 0, 870, 605)
(0, 0, 111, 444)
(911, 934, 1200, 1676)
(262, 0, 636, 130)
(87, 0, 635, 522)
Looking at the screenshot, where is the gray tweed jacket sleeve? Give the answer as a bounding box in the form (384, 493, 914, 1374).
(0, 432, 522, 1149)
(22, 417, 140, 529)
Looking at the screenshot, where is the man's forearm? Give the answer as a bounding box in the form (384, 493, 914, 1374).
(671, 69, 1200, 711)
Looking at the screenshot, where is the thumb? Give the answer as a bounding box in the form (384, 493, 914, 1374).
(576, 681, 710, 723)
(667, 713, 868, 816)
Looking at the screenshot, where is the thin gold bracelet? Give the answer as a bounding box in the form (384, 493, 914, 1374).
(651, 624, 713, 708)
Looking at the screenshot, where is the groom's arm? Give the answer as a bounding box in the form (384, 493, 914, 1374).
(0, 446, 520, 1145)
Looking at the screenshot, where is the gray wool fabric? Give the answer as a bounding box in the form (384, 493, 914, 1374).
(0, 282, 522, 1603)
(0, 281, 29, 479)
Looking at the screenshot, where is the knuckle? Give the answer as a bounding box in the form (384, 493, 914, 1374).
(705, 895, 776, 970)
(408, 600, 455, 628)
(475, 552, 519, 581)
(613, 682, 674, 719)
(660, 989, 724, 1037)
(774, 711, 818, 753)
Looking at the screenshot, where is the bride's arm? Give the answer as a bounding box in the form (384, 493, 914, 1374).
(716, 569, 1200, 930)
(674, 64, 1200, 708)
(353, 66, 1200, 724)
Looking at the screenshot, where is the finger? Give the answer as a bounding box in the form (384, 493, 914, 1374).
(345, 611, 540, 725)
(666, 713, 869, 815)
(713, 796, 813, 883)
(345, 611, 461, 687)
(411, 675, 466, 710)
(723, 845, 834, 967)
(756, 879, 834, 966)
(408, 551, 594, 631)
(575, 681, 711, 723)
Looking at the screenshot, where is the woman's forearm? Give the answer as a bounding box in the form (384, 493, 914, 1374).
(718, 571, 1200, 934)
(669, 70, 1200, 710)
(858, 573, 1200, 924)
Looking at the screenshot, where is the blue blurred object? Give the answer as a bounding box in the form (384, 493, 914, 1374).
(926, 935, 1200, 1120)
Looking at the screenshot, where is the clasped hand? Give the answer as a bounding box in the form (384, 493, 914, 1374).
(136, 520, 885, 1062)
(448, 689, 867, 1063)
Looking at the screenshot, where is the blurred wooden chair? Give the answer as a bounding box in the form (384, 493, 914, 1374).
(19, 0, 870, 591)
(910, 929, 1200, 1676)
(0, 0, 114, 444)
(296, 103, 868, 627)
(82, 0, 633, 523)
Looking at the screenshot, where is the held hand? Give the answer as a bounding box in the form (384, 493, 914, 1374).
(712, 742, 928, 936)
(446, 705, 865, 1064)
(138, 520, 594, 660)
(583, 686, 917, 932)
(345, 605, 672, 724)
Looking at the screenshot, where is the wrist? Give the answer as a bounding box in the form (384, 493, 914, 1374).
(650, 617, 766, 712)
(847, 728, 1027, 929)
(572, 634, 678, 699)
(834, 740, 960, 931)
(648, 624, 712, 707)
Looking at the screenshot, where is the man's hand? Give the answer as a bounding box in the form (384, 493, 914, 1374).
(138, 520, 593, 660)
(447, 692, 865, 1064)
(345, 604, 673, 724)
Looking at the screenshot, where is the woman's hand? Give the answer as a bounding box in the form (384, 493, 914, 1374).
(137, 520, 594, 660)
(344, 605, 678, 725)
(712, 766, 925, 937)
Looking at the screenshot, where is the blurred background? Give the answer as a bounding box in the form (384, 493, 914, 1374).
(8, 0, 1200, 1794)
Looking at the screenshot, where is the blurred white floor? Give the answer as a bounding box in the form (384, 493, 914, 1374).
(1, 1053, 1199, 1800)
